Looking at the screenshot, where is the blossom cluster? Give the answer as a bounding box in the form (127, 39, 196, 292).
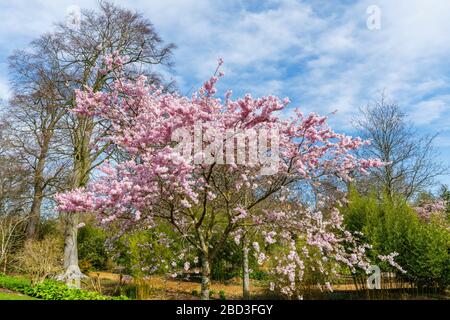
(378, 252, 406, 274)
(413, 199, 446, 221)
(237, 206, 374, 298)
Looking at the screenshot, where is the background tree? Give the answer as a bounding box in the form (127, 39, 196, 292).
(439, 185, 450, 219)
(355, 94, 446, 200)
(7, 1, 175, 286)
(5, 74, 71, 239)
(0, 119, 30, 272)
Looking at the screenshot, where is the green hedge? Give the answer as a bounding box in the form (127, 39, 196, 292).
(342, 189, 450, 289)
(0, 274, 127, 300)
(78, 224, 109, 272)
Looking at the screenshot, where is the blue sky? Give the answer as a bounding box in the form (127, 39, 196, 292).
(0, 0, 449, 187)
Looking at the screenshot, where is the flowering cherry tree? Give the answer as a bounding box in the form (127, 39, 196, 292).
(414, 199, 446, 222)
(56, 60, 384, 299)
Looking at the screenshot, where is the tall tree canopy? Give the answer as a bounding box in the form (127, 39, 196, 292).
(7, 0, 175, 286)
(355, 95, 446, 200)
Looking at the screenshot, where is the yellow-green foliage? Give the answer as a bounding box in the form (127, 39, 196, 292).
(78, 224, 109, 272)
(124, 224, 187, 278)
(15, 236, 63, 284)
(342, 189, 450, 289)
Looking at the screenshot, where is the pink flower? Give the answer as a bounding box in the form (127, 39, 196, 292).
(232, 207, 248, 223)
(264, 231, 277, 245)
(378, 252, 406, 273)
(180, 199, 192, 208)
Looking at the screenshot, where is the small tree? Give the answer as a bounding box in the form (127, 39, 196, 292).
(355, 95, 446, 199)
(56, 61, 384, 299)
(16, 237, 63, 285)
(0, 215, 27, 273)
(0, 120, 30, 272)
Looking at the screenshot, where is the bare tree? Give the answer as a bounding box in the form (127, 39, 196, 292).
(355, 94, 446, 199)
(0, 215, 28, 273)
(0, 120, 30, 272)
(8, 1, 175, 286)
(6, 74, 71, 239)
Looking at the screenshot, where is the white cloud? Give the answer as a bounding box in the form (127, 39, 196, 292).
(0, 0, 449, 129)
(435, 135, 450, 147)
(409, 96, 450, 125)
(273, 0, 450, 128)
(0, 0, 448, 181)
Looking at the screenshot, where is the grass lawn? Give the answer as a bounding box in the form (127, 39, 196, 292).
(0, 290, 37, 300)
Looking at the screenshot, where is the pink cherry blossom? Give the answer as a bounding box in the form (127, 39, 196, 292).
(55, 58, 387, 298)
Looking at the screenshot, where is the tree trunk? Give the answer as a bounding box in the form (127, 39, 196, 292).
(200, 255, 211, 300)
(26, 141, 49, 239)
(57, 211, 85, 288)
(26, 188, 43, 239)
(3, 254, 7, 274)
(61, 117, 93, 288)
(64, 212, 79, 269)
(242, 243, 250, 299)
